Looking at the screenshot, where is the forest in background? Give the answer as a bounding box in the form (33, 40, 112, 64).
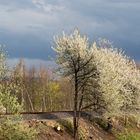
(1, 58, 74, 112)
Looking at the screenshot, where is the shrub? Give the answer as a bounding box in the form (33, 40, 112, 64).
(0, 116, 37, 140)
(57, 119, 87, 139)
(57, 119, 73, 134)
(78, 127, 87, 140)
(0, 91, 22, 114)
(91, 117, 109, 130)
(0, 47, 37, 140)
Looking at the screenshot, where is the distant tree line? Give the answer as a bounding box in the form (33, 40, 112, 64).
(5, 59, 73, 112)
(0, 46, 74, 113)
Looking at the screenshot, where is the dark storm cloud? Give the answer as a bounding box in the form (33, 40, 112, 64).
(0, 31, 54, 60)
(0, 0, 140, 61)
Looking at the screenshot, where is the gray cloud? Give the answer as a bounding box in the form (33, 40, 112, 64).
(0, 0, 34, 10)
(0, 0, 139, 62)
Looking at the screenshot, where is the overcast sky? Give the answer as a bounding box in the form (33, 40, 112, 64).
(0, 0, 140, 66)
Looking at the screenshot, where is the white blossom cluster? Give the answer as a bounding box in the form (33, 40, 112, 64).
(53, 30, 90, 77)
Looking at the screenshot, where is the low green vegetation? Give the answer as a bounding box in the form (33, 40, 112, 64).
(57, 119, 73, 134)
(0, 117, 37, 140)
(57, 119, 87, 140)
(117, 131, 140, 140)
(78, 127, 87, 140)
(0, 47, 38, 140)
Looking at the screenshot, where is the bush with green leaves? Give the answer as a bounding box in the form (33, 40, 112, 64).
(0, 46, 37, 140)
(0, 46, 22, 114)
(0, 85, 22, 114)
(57, 119, 86, 140)
(0, 117, 37, 140)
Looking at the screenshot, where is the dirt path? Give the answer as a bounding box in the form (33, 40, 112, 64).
(21, 111, 91, 120)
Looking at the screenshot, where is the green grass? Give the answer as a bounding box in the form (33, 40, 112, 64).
(117, 131, 140, 140)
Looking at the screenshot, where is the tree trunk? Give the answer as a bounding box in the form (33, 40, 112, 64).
(42, 96, 46, 112)
(21, 90, 24, 106)
(26, 91, 34, 112)
(73, 72, 79, 140)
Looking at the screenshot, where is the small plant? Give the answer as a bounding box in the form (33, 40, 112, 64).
(57, 119, 73, 134)
(57, 119, 87, 140)
(93, 117, 109, 130)
(78, 127, 87, 140)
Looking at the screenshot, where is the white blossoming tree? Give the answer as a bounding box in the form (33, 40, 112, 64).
(90, 39, 140, 118)
(53, 30, 97, 139)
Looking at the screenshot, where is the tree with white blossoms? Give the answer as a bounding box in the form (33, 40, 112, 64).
(53, 29, 98, 139)
(90, 39, 140, 118)
(53, 30, 140, 139)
